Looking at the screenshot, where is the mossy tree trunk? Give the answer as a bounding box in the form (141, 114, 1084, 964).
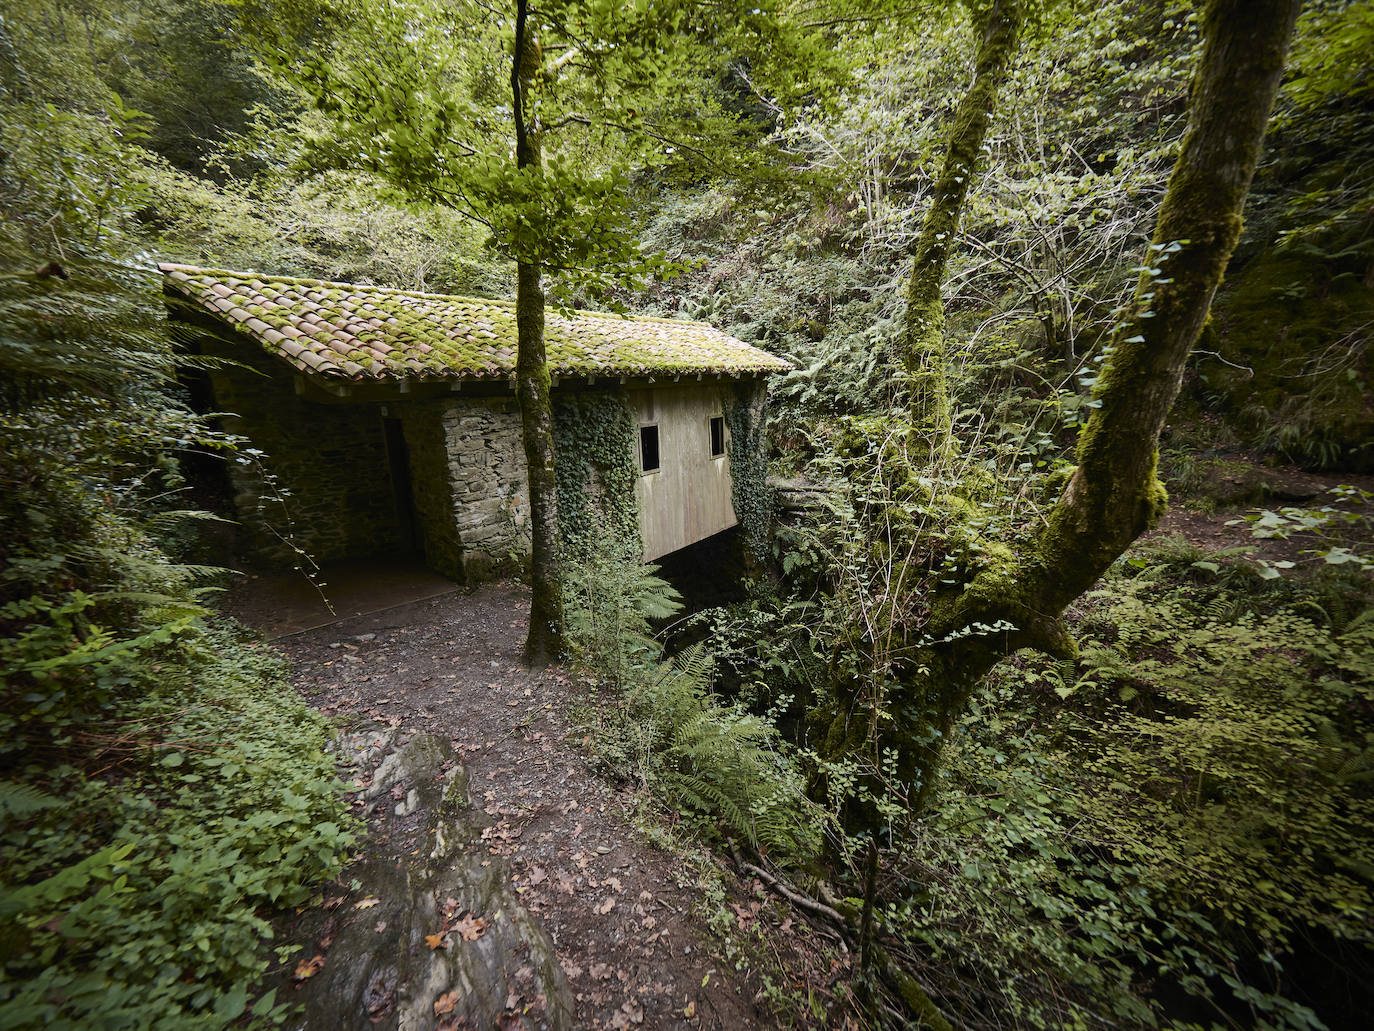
(899, 0, 1024, 460)
(830, 0, 1302, 824)
(513, 0, 563, 668)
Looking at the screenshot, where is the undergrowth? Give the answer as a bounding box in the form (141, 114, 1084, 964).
(873, 552, 1374, 1031)
(563, 547, 823, 864)
(0, 622, 353, 1029)
(0, 225, 354, 1028)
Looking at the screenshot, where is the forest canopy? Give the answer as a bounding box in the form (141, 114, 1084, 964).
(1, 0, 1371, 1029)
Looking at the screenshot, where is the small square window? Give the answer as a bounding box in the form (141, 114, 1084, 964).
(709, 416, 725, 458)
(639, 424, 660, 473)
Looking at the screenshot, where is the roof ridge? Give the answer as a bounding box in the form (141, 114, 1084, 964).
(158, 262, 716, 330)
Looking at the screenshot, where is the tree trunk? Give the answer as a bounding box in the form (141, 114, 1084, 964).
(938, 0, 1301, 644)
(513, 0, 564, 668)
(899, 0, 1024, 460)
(830, 0, 1302, 825)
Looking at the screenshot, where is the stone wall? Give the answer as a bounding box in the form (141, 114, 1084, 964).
(442, 397, 530, 579)
(207, 350, 756, 580)
(394, 396, 530, 581)
(207, 346, 405, 564)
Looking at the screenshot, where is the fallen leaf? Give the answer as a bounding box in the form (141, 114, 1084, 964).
(454, 913, 490, 941)
(293, 954, 326, 982)
(604, 876, 623, 893)
(684, 1001, 696, 1019)
(425, 932, 449, 950)
(608, 998, 644, 1029)
(595, 897, 615, 915)
(434, 989, 459, 1015)
(354, 897, 381, 910)
(528, 866, 547, 886)
(374, 920, 387, 933)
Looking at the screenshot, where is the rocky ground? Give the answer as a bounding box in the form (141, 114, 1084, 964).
(266, 583, 806, 1031)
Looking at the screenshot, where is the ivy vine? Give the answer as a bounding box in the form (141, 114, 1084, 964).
(554, 390, 641, 561)
(725, 378, 776, 566)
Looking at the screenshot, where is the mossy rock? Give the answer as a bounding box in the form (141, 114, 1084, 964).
(1207, 201, 1374, 471)
(279, 726, 574, 1031)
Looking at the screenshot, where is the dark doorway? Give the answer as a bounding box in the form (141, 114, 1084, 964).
(383, 417, 423, 556)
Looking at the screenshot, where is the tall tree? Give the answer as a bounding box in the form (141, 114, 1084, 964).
(901, 0, 1025, 459)
(250, 0, 710, 664)
(822, 0, 1304, 818)
(251, 0, 814, 666)
(509, 0, 562, 666)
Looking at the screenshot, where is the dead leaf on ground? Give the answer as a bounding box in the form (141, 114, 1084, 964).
(354, 896, 381, 910)
(434, 989, 459, 1015)
(425, 932, 449, 950)
(684, 1000, 696, 1019)
(595, 896, 615, 915)
(608, 998, 644, 1029)
(293, 954, 326, 982)
(454, 913, 490, 941)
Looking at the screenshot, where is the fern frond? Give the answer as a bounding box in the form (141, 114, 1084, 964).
(0, 782, 62, 820)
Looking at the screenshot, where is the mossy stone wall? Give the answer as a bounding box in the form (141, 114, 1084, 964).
(210, 358, 772, 580)
(429, 396, 530, 580)
(209, 348, 404, 564)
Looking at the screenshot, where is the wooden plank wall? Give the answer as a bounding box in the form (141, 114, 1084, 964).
(630, 384, 737, 561)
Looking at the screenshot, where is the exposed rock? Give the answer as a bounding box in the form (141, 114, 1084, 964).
(285, 725, 574, 1031)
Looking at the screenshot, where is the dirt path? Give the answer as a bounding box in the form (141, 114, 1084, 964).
(276, 582, 769, 1031)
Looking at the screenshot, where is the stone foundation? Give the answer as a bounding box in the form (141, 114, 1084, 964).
(398, 397, 530, 582)
(208, 349, 404, 564)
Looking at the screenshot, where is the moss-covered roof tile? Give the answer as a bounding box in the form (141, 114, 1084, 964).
(160, 263, 791, 382)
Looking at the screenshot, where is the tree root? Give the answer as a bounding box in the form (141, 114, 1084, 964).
(730, 849, 955, 1031)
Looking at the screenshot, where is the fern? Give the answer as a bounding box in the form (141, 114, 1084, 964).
(627, 647, 823, 860)
(0, 781, 61, 820)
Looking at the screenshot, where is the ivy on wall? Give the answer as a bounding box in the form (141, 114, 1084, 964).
(725, 378, 776, 566)
(554, 390, 641, 561)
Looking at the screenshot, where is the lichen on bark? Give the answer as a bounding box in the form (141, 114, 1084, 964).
(512, 0, 564, 668)
(899, 0, 1024, 461)
(822, 0, 1303, 835)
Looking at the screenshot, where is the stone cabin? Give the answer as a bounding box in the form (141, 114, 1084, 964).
(161, 263, 791, 580)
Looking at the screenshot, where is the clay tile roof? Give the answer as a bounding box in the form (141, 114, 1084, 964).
(159, 263, 792, 382)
